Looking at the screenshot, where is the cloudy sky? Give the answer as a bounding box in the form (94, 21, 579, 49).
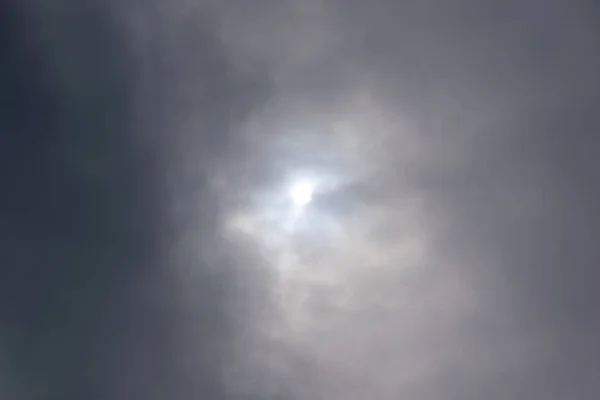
(2, 0, 600, 399)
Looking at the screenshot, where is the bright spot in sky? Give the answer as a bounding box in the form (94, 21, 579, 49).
(289, 179, 315, 207)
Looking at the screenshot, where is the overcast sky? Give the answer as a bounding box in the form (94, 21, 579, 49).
(2, 0, 600, 399)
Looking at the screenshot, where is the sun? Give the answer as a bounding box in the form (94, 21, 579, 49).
(289, 179, 315, 207)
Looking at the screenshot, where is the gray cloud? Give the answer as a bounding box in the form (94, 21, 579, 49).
(200, 1, 600, 399)
(3, 0, 600, 399)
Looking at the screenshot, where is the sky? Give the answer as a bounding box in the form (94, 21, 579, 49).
(1, 0, 600, 399)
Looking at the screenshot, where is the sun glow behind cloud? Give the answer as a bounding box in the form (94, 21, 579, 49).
(289, 178, 314, 207)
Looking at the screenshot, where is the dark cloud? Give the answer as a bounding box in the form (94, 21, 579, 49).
(2, 0, 600, 399)
(0, 1, 234, 398)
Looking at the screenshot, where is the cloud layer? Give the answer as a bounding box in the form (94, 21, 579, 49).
(3, 0, 600, 399)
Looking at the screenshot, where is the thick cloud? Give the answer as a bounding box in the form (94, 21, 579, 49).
(207, 1, 600, 399)
(0, 1, 234, 398)
(2, 0, 600, 399)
